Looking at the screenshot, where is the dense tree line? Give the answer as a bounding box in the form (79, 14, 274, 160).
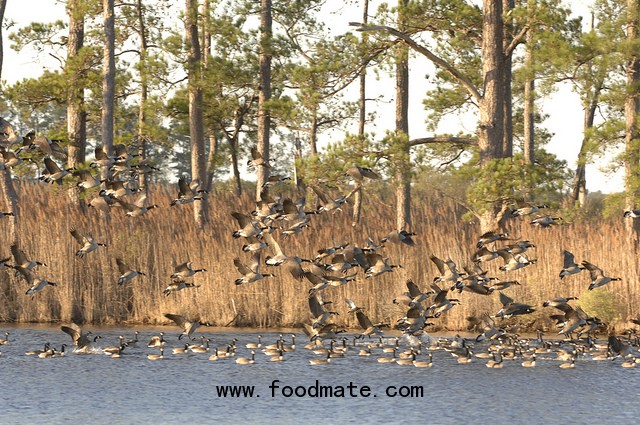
(1, 0, 640, 236)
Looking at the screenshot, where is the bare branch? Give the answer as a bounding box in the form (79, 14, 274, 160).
(350, 22, 482, 103)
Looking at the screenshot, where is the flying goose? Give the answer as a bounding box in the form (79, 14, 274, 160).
(116, 258, 145, 285)
(24, 272, 57, 299)
(276, 197, 309, 222)
(170, 176, 206, 206)
(427, 282, 460, 318)
(248, 146, 270, 168)
(495, 292, 535, 319)
(231, 211, 262, 239)
(27, 135, 67, 158)
(88, 192, 116, 213)
(380, 229, 416, 247)
(70, 229, 107, 258)
(497, 250, 537, 272)
(476, 230, 510, 248)
(345, 165, 380, 180)
(311, 184, 361, 213)
(355, 309, 387, 339)
(261, 174, 291, 187)
(309, 293, 338, 329)
(303, 323, 345, 342)
(559, 250, 584, 279)
(164, 313, 211, 340)
(241, 235, 268, 252)
(530, 215, 563, 228)
(345, 298, 364, 313)
(315, 243, 349, 261)
(511, 204, 548, 217)
(163, 279, 199, 296)
(364, 252, 400, 279)
(234, 252, 275, 285)
(103, 180, 136, 198)
(71, 169, 101, 190)
(1, 149, 23, 168)
(10, 244, 46, 277)
(114, 195, 158, 217)
(472, 246, 499, 263)
(171, 261, 206, 280)
(262, 232, 304, 279)
(581, 261, 622, 290)
(39, 157, 69, 184)
(504, 240, 535, 255)
(393, 279, 431, 308)
(430, 255, 463, 285)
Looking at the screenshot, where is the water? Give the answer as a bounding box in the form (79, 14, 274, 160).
(0, 325, 638, 425)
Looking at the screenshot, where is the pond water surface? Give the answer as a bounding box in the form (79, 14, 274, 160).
(0, 325, 637, 424)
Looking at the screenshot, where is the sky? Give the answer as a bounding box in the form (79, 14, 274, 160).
(0, 0, 624, 194)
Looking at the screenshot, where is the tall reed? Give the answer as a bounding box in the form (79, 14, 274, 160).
(0, 180, 636, 332)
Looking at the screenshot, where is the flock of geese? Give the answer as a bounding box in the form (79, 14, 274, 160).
(1, 120, 640, 369)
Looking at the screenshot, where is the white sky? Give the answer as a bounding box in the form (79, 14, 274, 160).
(1, 0, 624, 193)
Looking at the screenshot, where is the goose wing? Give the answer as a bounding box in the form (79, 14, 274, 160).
(430, 255, 446, 275)
(581, 261, 603, 281)
(405, 279, 422, 298)
(70, 229, 86, 245)
(233, 258, 253, 276)
(177, 176, 191, 196)
(355, 310, 374, 330)
(164, 313, 189, 331)
(11, 244, 28, 266)
(499, 292, 514, 307)
(562, 250, 577, 268)
(116, 258, 130, 274)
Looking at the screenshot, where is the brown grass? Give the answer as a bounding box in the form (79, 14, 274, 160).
(0, 180, 637, 333)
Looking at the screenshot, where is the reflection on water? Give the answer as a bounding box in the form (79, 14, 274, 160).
(0, 325, 638, 424)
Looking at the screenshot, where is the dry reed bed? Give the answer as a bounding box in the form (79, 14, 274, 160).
(0, 180, 637, 332)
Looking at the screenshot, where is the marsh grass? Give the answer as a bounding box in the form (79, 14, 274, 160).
(0, 180, 637, 332)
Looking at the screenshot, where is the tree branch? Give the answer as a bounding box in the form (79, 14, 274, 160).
(409, 136, 478, 147)
(505, 24, 529, 57)
(350, 22, 482, 103)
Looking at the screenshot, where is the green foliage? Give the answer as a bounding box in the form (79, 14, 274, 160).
(455, 152, 569, 215)
(577, 288, 622, 325)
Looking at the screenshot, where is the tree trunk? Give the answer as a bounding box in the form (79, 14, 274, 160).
(478, 0, 505, 165)
(625, 0, 640, 246)
(0, 118, 18, 244)
(203, 0, 219, 194)
(102, 0, 115, 170)
(502, 0, 514, 158)
(256, 0, 272, 200)
(352, 0, 369, 228)
(523, 22, 535, 165)
(186, 0, 207, 228)
(136, 0, 149, 196)
(229, 137, 242, 196)
(67, 0, 87, 204)
(572, 95, 599, 206)
(0, 0, 6, 81)
(395, 0, 411, 231)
